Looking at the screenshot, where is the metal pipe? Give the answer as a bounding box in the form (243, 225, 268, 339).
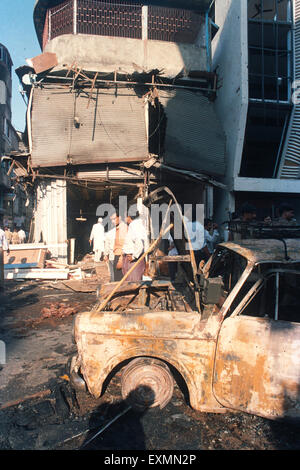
(73, 0, 77, 35)
(275, 271, 279, 321)
(80, 405, 132, 449)
(40, 76, 216, 93)
(26, 87, 34, 155)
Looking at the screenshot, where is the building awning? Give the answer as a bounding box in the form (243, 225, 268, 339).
(31, 85, 149, 167)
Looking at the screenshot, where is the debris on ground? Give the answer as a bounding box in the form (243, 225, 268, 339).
(4, 247, 110, 285)
(40, 302, 81, 320)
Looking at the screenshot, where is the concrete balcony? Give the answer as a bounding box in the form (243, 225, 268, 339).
(39, 0, 210, 78)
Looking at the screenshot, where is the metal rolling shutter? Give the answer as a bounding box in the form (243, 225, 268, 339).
(158, 89, 226, 177)
(31, 85, 148, 167)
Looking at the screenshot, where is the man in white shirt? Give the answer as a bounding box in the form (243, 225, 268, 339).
(0, 221, 10, 289)
(18, 226, 26, 244)
(89, 218, 105, 262)
(122, 212, 148, 281)
(204, 219, 220, 255)
(184, 206, 210, 269)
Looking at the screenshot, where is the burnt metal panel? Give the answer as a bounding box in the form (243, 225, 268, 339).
(31, 85, 148, 167)
(74, 309, 225, 412)
(158, 89, 226, 177)
(214, 316, 300, 420)
(218, 239, 300, 264)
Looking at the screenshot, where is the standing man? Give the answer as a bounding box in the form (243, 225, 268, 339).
(11, 226, 20, 245)
(184, 206, 210, 268)
(204, 219, 220, 255)
(18, 226, 26, 244)
(4, 226, 12, 244)
(122, 211, 148, 281)
(0, 220, 10, 290)
(89, 217, 105, 263)
(104, 212, 128, 282)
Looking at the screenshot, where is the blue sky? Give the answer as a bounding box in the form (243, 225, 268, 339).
(0, 0, 41, 131)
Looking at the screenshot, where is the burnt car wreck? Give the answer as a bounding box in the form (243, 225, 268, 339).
(70, 187, 300, 421)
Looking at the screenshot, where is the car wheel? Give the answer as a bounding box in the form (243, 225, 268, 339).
(121, 357, 174, 411)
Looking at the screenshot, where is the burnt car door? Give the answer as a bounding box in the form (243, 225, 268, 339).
(212, 266, 300, 420)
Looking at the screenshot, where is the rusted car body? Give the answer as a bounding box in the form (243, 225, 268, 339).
(71, 190, 300, 420)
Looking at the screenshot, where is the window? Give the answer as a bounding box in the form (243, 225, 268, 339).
(3, 118, 10, 140)
(248, 1, 292, 103)
(248, 0, 292, 23)
(208, 248, 247, 294)
(0, 81, 6, 105)
(234, 265, 300, 323)
(248, 22, 292, 102)
(0, 45, 12, 74)
(240, 103, 292, 177)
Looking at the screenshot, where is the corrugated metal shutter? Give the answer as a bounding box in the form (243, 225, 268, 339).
(158, 89, 226, 176)
(31, 86, 148, 167)
(279, 0, 300, 178)
(31, 87, 72, 167)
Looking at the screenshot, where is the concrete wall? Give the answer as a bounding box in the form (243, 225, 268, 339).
(45, 31, 209, 78)
(211, 0, 248, 223)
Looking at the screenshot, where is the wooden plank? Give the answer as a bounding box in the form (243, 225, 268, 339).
(150, 255, 191, 262)
(6, 244, 47, 250)
(4, 248, 47, 269)
(99, 279, 174, 298)
(5, 269, 69, 280)
(0, 389, 51, 410)
(4, 263, 38, 269)
(62, 279, 100, 293)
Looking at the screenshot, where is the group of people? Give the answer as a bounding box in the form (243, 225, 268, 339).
(89, 211, 148, 282)
(89, 207, 220, 283)
(88, 201, 298, 284)
(229, 202, 298, 241)
(3, 225, 27, 245)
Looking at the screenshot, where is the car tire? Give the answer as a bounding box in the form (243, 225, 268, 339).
(121, 357, 174, 411)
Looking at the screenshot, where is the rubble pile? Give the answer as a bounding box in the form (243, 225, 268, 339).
(40, 302, 81, 320)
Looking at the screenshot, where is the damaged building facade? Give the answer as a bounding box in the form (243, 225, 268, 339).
(15, 0, 226, 262)
(0, 43, 19, 225)
(212, 0, 300, 223)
